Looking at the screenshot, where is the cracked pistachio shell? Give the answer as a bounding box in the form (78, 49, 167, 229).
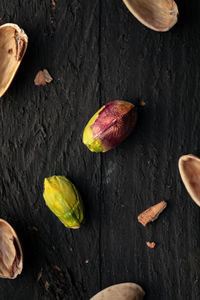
(178, 154, 200, 207)
(0, 219, 23, 279)
(0, 23, 28, 97)
(43, 176, 84, 229)
(90, 282, 145, 300)
(123, 0, 178, 32)
(83, 100, 137, 152)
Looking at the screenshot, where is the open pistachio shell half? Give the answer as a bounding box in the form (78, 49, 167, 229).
(90, 282, 145, 300)
(0, 219, 23, 279)
(178, 154, 200, 207)
(0, 23, 28, 98)
(123, 0, 178, 32)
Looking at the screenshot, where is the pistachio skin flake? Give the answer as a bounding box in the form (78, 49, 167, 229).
(83, 100, 137, 152)
(43, 176, 84, 229)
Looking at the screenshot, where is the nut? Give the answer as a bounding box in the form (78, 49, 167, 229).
(178, 154, 200, 207)
(83, 100, 137, 152)
(90, 282, 145, 300)
(43, 175, 84, 229)
(0, 219, 23, 279)
(138, 201, 167, 226)
(123, 0, 178, 32)
(0, 23, 28, 97)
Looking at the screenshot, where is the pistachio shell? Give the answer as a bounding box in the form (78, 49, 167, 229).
(0, 219, 23, 279)
(123, 0, 178, 32)
(43, 176, 84, 229)
(90, 282, 145, 300)
(179, 154, 200, 207)
(83, 100, 137, 152)
(0, 23, 28, 97)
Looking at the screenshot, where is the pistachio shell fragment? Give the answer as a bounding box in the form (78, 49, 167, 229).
(123, 0, 178, 32)
(0, 219, 23, 279)
(43, 175, 84, 229)
(0, 23, 28, 97)
(83, 100, 137, 152)
(90, 282, 145, 300)
(178, 154, 200, 207)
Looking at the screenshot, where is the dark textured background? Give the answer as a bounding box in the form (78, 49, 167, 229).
(0, 0, 200, 299)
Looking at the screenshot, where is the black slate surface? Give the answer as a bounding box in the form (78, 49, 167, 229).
(0, 0, 200, 299)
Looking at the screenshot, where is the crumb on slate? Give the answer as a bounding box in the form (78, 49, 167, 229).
(36, 267, 43, 282)
(52, 265, 65, 283)
(146, 241, 156, 249)
(139, 100, 146, 106)
(32, 226, 38, 232)
(45, 280, 50, 291)
(52, 265, 61, 272)
(52, 0, 56, 7)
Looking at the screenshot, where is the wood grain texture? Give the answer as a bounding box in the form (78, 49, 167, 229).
(0, 0, 200, 299)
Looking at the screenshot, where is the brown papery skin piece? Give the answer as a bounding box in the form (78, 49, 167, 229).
(138, 201, 167, 226)
(34, 69, 53, 86)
